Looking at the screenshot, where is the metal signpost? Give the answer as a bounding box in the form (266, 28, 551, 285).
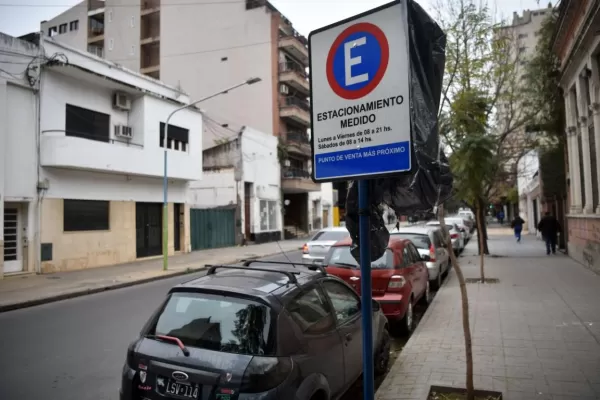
(308, 2, 411, 399)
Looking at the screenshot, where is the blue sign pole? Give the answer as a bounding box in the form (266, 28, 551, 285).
(358, 180, 374, 400)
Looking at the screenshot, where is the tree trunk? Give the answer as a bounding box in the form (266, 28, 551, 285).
(439, 205, 474, 400)
(476, 198, 489, 255)
(476, 203, 485, 282)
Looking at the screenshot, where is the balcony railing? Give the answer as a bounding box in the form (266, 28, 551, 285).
(282, 96, 310, 112)
(282, 167, 311, 179)
(286, 131, 309, 144)
(279, 62, 307, 78)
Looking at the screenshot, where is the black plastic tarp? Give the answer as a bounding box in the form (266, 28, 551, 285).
(346, 0, 453, 262)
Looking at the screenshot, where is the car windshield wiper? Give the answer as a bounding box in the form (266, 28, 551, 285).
(145, 334, 190, 357)
(332, 262, 358, 269)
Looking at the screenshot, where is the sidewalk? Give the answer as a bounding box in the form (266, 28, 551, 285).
(377, 230, 600, 400)
(0, 239, 304, 313)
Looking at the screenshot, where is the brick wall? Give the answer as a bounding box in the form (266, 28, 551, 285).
(567, 216, 600, 274)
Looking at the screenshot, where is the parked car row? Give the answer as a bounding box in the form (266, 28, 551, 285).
(119, 219, 474, 400)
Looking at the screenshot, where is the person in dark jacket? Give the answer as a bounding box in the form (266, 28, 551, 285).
(537, 212, 561, 255)
(511, 215, 525, 242)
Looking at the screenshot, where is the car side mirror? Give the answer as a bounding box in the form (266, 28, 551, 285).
(421, 254, 431, 261)
(372, 299, 381, 312)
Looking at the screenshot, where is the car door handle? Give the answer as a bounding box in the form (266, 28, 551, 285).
(345, 333, 353, 341)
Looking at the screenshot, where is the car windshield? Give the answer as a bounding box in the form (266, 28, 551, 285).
(311, 230, 349, 242)
(392, 233, 431, 249)
(148, 292, 274, 356)
(325, 246, 392, 269)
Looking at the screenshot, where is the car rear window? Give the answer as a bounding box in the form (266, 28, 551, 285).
(393, 233, 431, 249)
(311, 230, 349, 242)
(148, 292, 274, 356)
(325, 246, 392, 269)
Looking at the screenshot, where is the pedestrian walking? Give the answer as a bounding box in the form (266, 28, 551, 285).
(511, 215, 525, 243)
(537, 212, 561, 255)
(497, 210, 505, 225)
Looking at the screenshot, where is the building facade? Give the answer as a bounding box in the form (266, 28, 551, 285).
(553, 0, 600, 272)
(41, 0, 323, 234)
(0, 33, 203, 277)
(188, 126, 283, 245)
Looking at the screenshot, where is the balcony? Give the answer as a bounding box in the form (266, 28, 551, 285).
(88, 0, 105, 16)
(141, 9, 160, 45)
(87, 44, 104, 58)
(141, 0, 160, 15)
(88, 14, 104, 43)
(279, 34, 309, 65)
(141, 42, 160, 79)
(280, 96, 310, 125)
(285, 131, 310, 156)
(279, 62, 309, 94)
(281, 168, 320, 193)
(41, 132, 201, 181)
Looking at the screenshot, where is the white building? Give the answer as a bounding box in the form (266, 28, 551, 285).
(188, 127, 283, 245)
(517, 149, 541, 233)
(41, 0, 331, 237)
(0, 33, 203, 277)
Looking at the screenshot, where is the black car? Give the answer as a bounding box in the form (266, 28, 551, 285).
(120, 261, 391, 400)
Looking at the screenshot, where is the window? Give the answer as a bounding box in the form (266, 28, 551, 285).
(392, 233, 431, 250)
(107, 9, 113, 22)
(108, 38, 114, 50)
(287, 287, 335, 334)
(149, 292, 274, 355)
(518, 33, 528, 39)
(130, 16, 135, 27)
(402, 247, 415, 266)
(407, 244, 422, 263)
(259, 200, 278, 231)
(48, 26, 57, 36)
(433, 231, 444, 248)
(160, 122, 189, 152)
(310, 229, 349, 242)
(59, 23, 67, 34)
(519, 47, 527, 53)
(69, 20, 79, 31)
(130, 45, 135, 55)
(321, 280, 360, 323)
(64, 199, 109, 231)
(325, 246, 392, 270)
(65, 104, 110, 142)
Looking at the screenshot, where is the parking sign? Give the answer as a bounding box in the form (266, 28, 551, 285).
(309, 1, 411, 182)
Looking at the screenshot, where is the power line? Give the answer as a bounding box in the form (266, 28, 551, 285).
(0, 1, 245, 7)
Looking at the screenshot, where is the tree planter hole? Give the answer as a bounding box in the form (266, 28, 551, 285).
(465, 278, 500, 284)
(428, 385, 502, 400)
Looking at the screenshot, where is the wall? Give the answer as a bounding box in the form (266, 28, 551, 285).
(567, 216, 600, 275)
(105, 0, 141, 72)
(308, 183, 334, 230)
(41, 1, 88, 50)
(188, 169, 237, 208)
(160, 1, 275, 136)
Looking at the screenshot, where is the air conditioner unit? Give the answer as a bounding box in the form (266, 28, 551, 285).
(279, 84, 289, 94)
(114, 124, 133, 139)
(113, 92, 131, 111)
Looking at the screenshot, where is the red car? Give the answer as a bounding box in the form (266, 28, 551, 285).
(323, 236, 431, 335)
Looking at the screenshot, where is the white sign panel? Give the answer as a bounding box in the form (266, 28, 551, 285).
(309, 1, 411, 182)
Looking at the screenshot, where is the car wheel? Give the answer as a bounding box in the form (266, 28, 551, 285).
(420, 281, 432, 305)
(399, 299, 414, 335)
(374, 328, 391, 376)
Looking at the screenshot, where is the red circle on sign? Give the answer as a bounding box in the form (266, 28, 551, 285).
(326, 22, 390, 100)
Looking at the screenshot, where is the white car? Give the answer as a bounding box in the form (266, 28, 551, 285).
(445, 217, 472, 242)
(301, 227, 350, 264)
(391, 226, 451, 290)
(426, 221, 464, 255)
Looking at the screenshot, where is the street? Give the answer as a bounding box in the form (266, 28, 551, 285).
(0, 251, 303, 400)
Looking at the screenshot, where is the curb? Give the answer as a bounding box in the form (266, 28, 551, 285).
(0, 252, 282, 314)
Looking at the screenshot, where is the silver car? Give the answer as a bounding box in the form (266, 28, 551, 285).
(425, 221, 464, 255)
(391, 226, 451, 290)
(302, 227, 350, 264)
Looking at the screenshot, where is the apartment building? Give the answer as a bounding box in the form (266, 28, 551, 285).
(552, 0, 600, 272)
(0, 32, 203, 277)
(42, 0, 323, 236)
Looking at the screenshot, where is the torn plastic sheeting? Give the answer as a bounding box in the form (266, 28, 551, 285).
(346, 0, 453, 263)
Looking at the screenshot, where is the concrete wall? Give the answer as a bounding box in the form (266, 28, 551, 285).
(188, 169, 237, 208)
(160, 1, 274, 135)
(105, 0, 141, 72)
(567, 216, 600, 275)
(41, 1, 87, 50)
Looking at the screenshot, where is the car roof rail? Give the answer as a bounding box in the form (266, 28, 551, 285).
(242, 260, 327, 276)
(205, 264, 298, 284)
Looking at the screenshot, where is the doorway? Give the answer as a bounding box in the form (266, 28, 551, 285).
(322, 208, 329, 228)
(532, 199, 539, 230)
(3, 204, 23, 273)
(244, 182, 252, 240)
(136, 202, 162, 258)
(174, 203, 182, 252)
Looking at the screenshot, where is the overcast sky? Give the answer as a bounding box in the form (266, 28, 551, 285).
(1, 0, 548, 38)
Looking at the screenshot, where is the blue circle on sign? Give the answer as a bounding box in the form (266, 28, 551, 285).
(331, 31, 382, 92)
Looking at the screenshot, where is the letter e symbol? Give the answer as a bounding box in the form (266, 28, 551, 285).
(344, 37, 369, 86)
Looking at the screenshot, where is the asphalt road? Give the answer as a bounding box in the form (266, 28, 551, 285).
(0, 250, 303, 400)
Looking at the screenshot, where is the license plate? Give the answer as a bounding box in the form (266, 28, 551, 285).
(165, 380, 199, 399)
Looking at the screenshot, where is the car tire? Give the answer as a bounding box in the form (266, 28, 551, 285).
(398, 298, 414, 336)
(419, 281, 432, 306)
(374, 328, 391, 376)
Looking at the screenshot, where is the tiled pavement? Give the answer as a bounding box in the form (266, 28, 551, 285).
(377, 230, 600, 400)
